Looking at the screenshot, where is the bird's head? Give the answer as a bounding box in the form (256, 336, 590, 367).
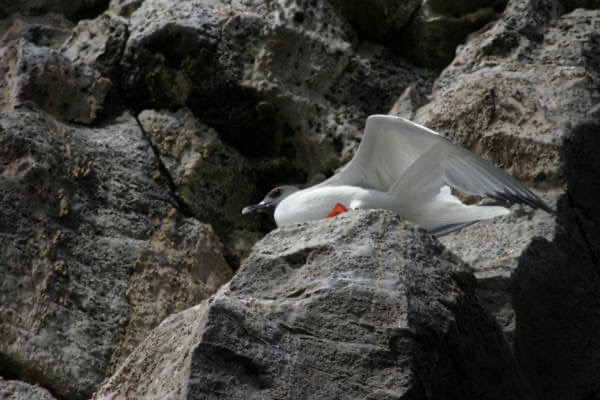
(242, 185, 299, 216)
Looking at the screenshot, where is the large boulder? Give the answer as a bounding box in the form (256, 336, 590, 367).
(0, 109, 232, 399)
(95, 210, 531, 400)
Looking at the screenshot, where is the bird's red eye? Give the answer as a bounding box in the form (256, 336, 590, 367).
(270, 188, 282, 198)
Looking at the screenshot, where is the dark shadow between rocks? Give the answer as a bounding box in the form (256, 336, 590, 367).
(0, 352, 63, 400)
(188, 84, 281, 158)
(0, 0, 110, 22)
(513, 121, 600, 400)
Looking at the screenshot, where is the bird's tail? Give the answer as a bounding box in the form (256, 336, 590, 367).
(385, 143, 509, 235)
(403, 186, 509, 236)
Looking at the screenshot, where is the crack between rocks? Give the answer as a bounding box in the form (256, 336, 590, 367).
(133, 115, 194, 217)
(132, 115, 243, 271)
(396, 2, 422, 39)
(278, 322, 317, 337)
(350, 2, 421, 54)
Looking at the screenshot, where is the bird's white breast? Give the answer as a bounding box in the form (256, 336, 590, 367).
(273, 186, 395, 226)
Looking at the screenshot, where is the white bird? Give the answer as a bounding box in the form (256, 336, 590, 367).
(242, 115, 553, 236)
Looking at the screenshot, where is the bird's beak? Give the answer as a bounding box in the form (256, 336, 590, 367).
(242, 201, 275, 215)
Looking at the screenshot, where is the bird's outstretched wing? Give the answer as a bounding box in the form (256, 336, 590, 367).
(316, 115, 552, 213)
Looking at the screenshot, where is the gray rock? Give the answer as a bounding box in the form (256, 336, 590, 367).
(61, 11, 129, 82)
(400, 0, 508, 68)
(110, 216, 233, 372)
(439, 205, 557, 344)
(137, 108, 258, 263)
(94, 300, 212, 400)
(0, 377, 57, 400)
(0, 12, 73, 48)
(389, 84, 430, 120)
(0, 39, 111, 124)
(95, 210, 532, 400)
(0, 110, 231, 399)
(120, 0, 435, 178)
(413, 2, 600, 399)
(1, 0, 598, 398)
(108, 0, 144, 17)
(112, 0, 435, 264)
(331, 0, 509, 69)
(415, 0, 595, 287)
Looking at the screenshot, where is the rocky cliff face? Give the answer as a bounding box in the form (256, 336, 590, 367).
(0, 0, 598, 399)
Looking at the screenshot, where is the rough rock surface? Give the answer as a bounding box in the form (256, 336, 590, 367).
(400, 0, 510, 68)
(109, 213, 233, 371)
(331, 0, 510, 68)
(96, 210, 531, 400)
(119, 0, 435, 175)
(0, 110, 231, 399)
(1, 0, 599, 399)
(137, 108, 259, 263)
(0, 377, 57, 400)
(0, 13, 73, 48)
(439, 206, 556, 343)
(414, 3, 600, 399)
(105, 0, 436, 263)
(61, 11, 129, 83)
(0, 39, 111, 124)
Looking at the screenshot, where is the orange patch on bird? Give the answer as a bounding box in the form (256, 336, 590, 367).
(327, 203, 348, 218)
